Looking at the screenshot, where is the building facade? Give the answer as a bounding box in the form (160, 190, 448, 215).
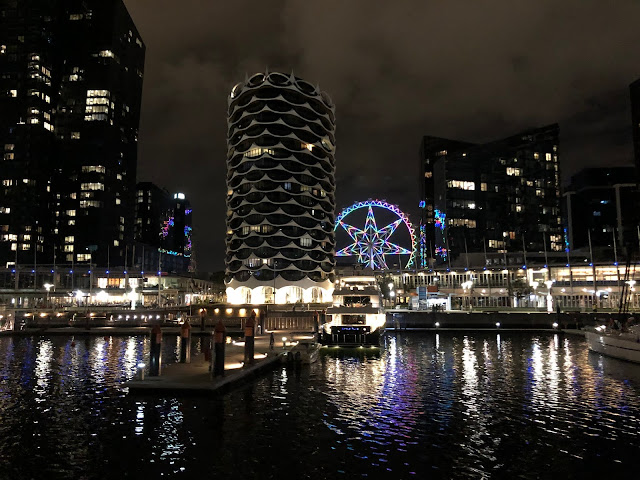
(419, 124, 562, 267)
(134, 183, 192, 274)
(225, 72, 336, 305)
(563, 167, 638, 254)
(0, 0, 144, 269)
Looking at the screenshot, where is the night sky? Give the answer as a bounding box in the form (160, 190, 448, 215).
(125, 0, 640, 272)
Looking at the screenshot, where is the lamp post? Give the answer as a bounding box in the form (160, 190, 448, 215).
(530, 281, 539, 310)
(461, 280, 473, 311)
(544, 280, 554, 312)
(43, 283, 53, 308)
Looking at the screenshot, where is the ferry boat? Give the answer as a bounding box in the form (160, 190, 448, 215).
(585, 324, 640, 363)
(320, 275, 386, 346)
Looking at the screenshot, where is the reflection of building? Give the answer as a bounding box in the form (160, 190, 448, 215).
(0, 0, 145, 268)
(225, 72, 336, 305)
(134, 183, 192, 273)
(419, 124, 562, 267)
(563, 167, 639, 252)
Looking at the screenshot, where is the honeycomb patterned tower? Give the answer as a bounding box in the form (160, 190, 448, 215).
(225, 72, 336, 305)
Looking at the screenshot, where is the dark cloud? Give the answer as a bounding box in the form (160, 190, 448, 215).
(125, 0, 640, 271)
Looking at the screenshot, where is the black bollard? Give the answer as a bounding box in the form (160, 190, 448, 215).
(150, 324, 162, 376)
(244, 312, 256, 366)
(213, 319, 226, 377)
(179, 320, 191, 363)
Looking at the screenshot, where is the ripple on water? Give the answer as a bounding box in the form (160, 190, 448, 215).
(0, 332, 639, 478)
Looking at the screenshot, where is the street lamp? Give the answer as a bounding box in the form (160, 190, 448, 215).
(544, 280, 554, 312)
(461, 280, 473, 311)
(43, 283, 53, 308)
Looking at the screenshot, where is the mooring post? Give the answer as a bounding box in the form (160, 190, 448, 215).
(213, 319, 226, 377)
(150, 324, 162, 376)
(179, 319, 191, 363)
(244, 311, 255, 366)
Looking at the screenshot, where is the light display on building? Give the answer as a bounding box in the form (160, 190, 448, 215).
(334, 200, 416, 270)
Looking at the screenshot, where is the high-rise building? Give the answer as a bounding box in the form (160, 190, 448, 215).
(419, 124, 562, 266)
(0, 0, 144, 268)
(134, 182, 192, 273)
(225, 72, 336, 304)
(631, 78, 640, 177)
(563, 167, 638, 253)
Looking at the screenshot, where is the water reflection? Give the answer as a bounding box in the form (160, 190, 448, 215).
(0, 333, 639, 479)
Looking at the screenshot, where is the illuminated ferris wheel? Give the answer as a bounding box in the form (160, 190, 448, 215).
(334, 200, 417, 270)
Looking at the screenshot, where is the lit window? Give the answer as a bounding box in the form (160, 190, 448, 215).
(81, 182, 104, 191)
(80, 200, 102, 208)
(244, 147, 275, 158)
(65, 236, 74, 243)
(545, 153, 552, 161)
(86, 89, 110, 98)
(2, 180, 12, 186)
(66, 210, 76, 216)
(447, 180, 475, 190)
(69, 14, 83, 20)
(506, 167, 521, 176)
(9, 90, 17, 97)
(533, 153, 539, 160)
(71, 132, 81, 139)
(64, 245, 74, 252)
(76, 254, 91, 262)
(81, 165, 105, 173)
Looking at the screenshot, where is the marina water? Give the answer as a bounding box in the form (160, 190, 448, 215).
(1, 331, 639, 479)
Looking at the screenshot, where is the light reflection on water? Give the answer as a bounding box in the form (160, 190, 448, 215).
(0, 332, 639, 478)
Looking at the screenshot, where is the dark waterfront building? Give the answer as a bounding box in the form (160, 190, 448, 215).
(0, 0, 144, 269)
(563, 166, 639, 255)
(225, 72, 336, 304)
(134, 182, 192, 273)
(419, 124, 562, 267)
(631, 78, 640, 176)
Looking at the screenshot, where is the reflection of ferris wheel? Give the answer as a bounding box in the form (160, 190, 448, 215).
(334, 200, 416, 270)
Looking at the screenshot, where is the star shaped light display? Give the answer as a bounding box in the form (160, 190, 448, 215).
(336, 205, 414, 270)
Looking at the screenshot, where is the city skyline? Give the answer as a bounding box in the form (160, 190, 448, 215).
(113, 2, 640, 270)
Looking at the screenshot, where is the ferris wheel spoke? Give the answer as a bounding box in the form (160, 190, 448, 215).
(334, 200, 417, 270)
